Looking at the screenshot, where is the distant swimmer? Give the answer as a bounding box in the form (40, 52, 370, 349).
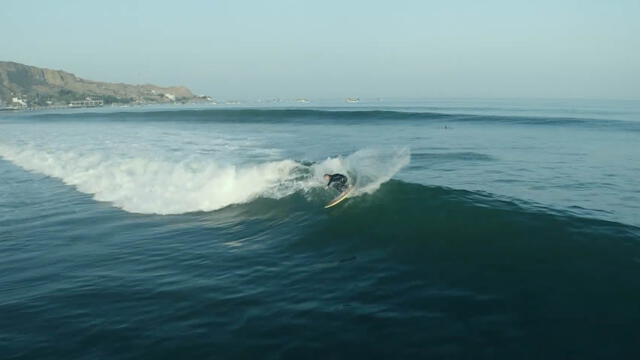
(324, 173, 349, 193)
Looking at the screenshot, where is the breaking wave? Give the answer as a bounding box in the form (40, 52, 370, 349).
(0, 144, 410, 214)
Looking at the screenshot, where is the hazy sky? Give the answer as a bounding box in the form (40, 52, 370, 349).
(2, 0, 639, 99)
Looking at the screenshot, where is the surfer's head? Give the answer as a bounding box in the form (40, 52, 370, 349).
(323, 174, 331, 181)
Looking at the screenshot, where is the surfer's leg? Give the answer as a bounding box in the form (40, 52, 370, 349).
(339, 177, 349, 192)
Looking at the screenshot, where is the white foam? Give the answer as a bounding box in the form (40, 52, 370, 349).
(313, 147, 411, 195)
(0, 143, 409, 214)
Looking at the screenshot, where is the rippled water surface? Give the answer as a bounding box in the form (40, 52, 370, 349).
(1, 100, 639, 359)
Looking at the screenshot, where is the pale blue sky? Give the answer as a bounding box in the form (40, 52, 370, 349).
(2, 0, 639, 99)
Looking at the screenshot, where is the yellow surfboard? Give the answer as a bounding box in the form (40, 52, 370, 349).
(324, 186, 354, 208)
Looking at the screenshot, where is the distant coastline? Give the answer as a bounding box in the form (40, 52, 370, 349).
(0, 61, 213, 111)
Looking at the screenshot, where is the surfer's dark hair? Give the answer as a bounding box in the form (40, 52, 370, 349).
(324, 173, 331, 177)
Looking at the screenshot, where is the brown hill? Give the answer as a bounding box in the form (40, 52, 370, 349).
(0, 61, 200, 107)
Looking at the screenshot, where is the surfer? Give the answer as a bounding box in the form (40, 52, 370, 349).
(324, 173, 349, 193)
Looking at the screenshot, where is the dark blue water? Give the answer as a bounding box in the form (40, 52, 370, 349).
(1, 100, 640, 359)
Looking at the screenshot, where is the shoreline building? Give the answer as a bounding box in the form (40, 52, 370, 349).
(69, 98, 104, 107)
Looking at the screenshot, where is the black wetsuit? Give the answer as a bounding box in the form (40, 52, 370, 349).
(327, 174, 348, 193)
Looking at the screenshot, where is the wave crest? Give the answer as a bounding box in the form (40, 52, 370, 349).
(0, 145, 409, 214)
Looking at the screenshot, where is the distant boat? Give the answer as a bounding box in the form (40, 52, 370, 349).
(345, 97, 360, 103)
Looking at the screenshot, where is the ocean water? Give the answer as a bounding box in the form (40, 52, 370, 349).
(1, 99, 639, 359)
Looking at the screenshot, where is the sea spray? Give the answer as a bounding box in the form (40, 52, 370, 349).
(0, 144, 409, 214)
(313, 147, 411, 196)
